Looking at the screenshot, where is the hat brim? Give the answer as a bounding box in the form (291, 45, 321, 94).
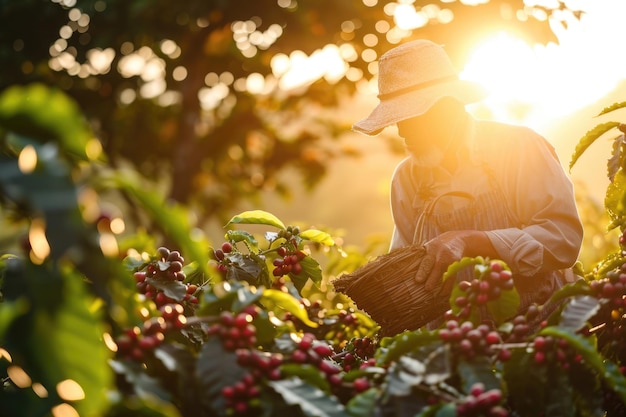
(352, 79, 487, 136)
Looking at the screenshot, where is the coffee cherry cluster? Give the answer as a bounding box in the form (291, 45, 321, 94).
(287, 332, 345, 386)
(272, 246, 305, 277)
(531, 335, 580, 369)
(115, 303, 188, 361)
(586, 265, 626, 358)
(590, 266, 626, 308)
(134, 247, 199, 307)
(115, 326, 164, 361)
(151, 247, 186, 281)
(340, 353, 377, 375)
(503, 305, 542, 343)
(289, 332, 334, 363)
(159, 303, 188, 330)
(207, 306, 260, 351)
(236, 349, 283, 382)
(456, 383, 508, 417)
(439, 320, 504, 361)
(212, 242, 234, 275)
(453, 262, 514, 318)
(223, 350, 283, 415)
(277, 225, 300, 241)
(135, 270, 199, 308)
(351, 336, 375, 359)
(221, 372, 262, 415)
(340, 337, 376, 372)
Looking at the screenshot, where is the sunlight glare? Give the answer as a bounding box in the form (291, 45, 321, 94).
(461, 0, 626, 129)
(29, 218, 50, 264)
(394, 4, 428, 30)
(32, 382, 49, 398)
(276, 46, 348, 91)
(462, 33, 538, 101)
(51, 403, 79, 417)
(56, 379, 85, 401)
(7, 366, 32, 388)
(18, 145, 37, 174)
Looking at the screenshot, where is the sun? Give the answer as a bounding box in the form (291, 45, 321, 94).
(460, 1, 626, 130)
(461, 33, 538, 104)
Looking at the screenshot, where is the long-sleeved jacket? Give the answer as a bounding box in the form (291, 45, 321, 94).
(389, 117, 583, 278)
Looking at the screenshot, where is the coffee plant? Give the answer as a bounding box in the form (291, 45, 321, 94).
(3, 86, 626, 416)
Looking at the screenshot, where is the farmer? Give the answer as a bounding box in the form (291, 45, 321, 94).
(352, 39, 583, 322)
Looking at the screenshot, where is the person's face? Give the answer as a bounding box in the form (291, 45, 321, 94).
(396, 97, 467, 166)
(397, 97, 466, 145)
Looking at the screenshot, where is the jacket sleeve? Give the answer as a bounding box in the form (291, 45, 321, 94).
(482, 127, 583, 276)
(389, 158, 416, 252)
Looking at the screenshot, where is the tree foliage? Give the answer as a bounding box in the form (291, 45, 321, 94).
(1, 0, 583, 234)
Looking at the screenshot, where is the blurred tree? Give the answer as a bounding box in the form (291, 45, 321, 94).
(0, 0, 582, 232)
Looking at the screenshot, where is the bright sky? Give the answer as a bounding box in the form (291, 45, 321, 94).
(460, 0, 626, 131)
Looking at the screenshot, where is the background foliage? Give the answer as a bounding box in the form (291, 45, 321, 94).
(1, 1, 622, 417)
(0, 0, 583, 236)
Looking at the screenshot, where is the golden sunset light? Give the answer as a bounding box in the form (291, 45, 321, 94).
(5, 2, 626, 415)
(462, 0, 626, 130)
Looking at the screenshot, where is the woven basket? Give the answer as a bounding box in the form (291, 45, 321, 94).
(332, 245, 450, 336)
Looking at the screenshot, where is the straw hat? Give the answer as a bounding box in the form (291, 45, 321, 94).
(353, 39, 487, 136)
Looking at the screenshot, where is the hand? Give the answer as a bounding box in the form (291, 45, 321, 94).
(415, 231, 477, 294)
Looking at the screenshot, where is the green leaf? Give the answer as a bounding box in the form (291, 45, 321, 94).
(268, 377, 350, 417)
(146, 277, 188, 301)
(225, 229, 258, 247)
(605, 169, 626, 224)
(443, 257, 484, 283)
(299, 229, 335, 246)
(0, 298, 29, 341)
(503, 347, 548, 415)
(0, 147, 84, 258)
(232, 285, 264, 313)
(568, 358, 604, 415)
(226, 210, 286, 229)
(376, 330, 442, 365)
(0, 83, 94, 162)
(262, 288, 318, 328)
(570, 121, 621, 171)
(434, 403, 457, 417)
(280, 363, 330, 392)
(548, 279, 592, 303)
(289, 255, 322, 293)
(226, 252, 265, 285)
(558, 295, 600, 332)
(346, 388, 379, 417)
(457, 357, 500, 393)
(109, 359, 171, 401)
(596, 101, 626, 117)
(540, 327, 626, 404)
(195, 280, 241, 317)
(196, 337, 247, 416)
(486, 286, 520, 325)
(607, 134, 625, 182)
(34, 269, 113, 417)
(588, 251, 624, 279)
(386, 356, 426, 396)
